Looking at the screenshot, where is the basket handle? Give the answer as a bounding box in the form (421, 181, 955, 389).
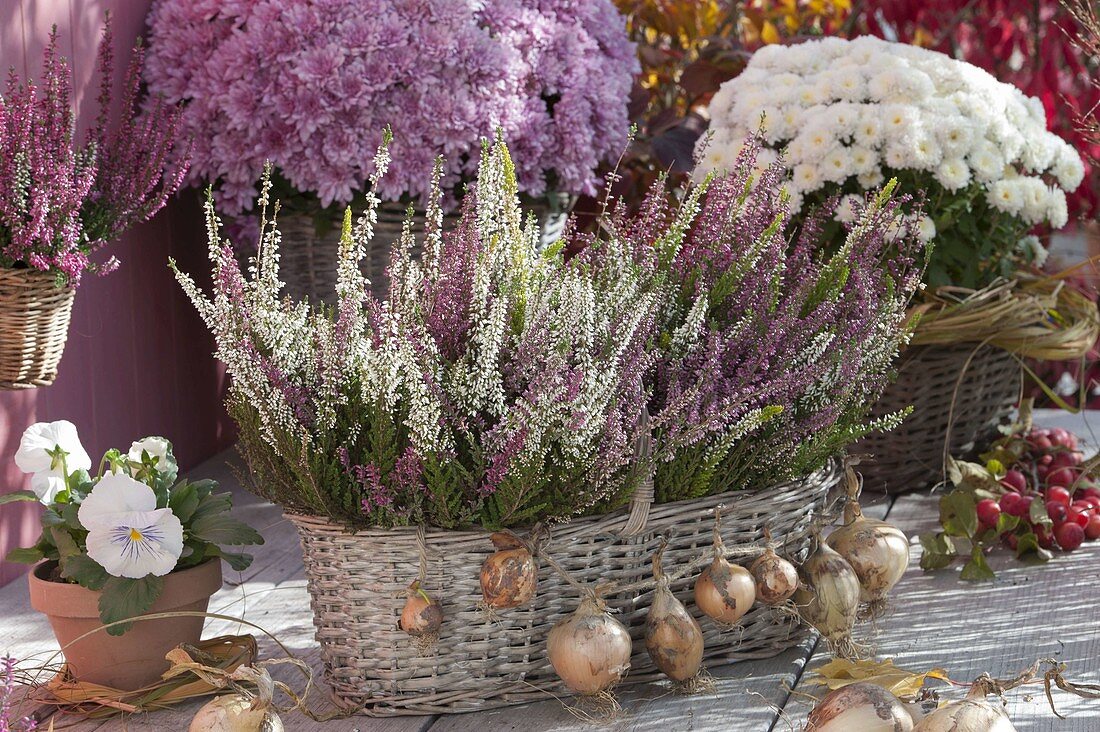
(621, 406, 654, 536)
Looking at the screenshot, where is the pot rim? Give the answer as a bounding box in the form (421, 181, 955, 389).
(28, 558, 223, 619)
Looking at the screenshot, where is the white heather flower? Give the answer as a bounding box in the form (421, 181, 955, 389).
(128, 437, 172, 471)
(988, 179, 1025, 216)
(935, 158, 971, 192)
(79, 473, 184, 579)
(1017, 234, 1048, 267)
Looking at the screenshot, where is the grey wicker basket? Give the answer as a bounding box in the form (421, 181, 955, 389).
(279, 195, 572, 305)
(287, 460, 842, 716)
(0, 267, 75, 389)
(858, 343, 1020, 494)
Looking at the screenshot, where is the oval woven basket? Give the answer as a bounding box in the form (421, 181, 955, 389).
(287, 460, 841, 716)
(0, 268, 75, 390)
(858, 343, 1019, 494)
(279, 196, 571, 305)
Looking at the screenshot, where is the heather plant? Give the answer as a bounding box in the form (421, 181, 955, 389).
(174, 134, 655, 529)
(145, 0, 636, 217)
(577, 137, 928, 501)
(0, 18, 188, 286)
(0, 656, 34, 732)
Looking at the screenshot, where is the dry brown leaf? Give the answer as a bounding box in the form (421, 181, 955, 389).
(809, 657, 949, 700)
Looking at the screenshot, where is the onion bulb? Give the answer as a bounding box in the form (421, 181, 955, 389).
(646, 541, 705, 682)
(912, 696, 1016, 731)
(189, 694, 284, 732)
(399, 580, 443, 638)
(547, 595, 632, 694)
(694, 555, 756, 625)
(793, 538, 861, 656)
(480, 532, 538, 609)
(749, 547, 799, 606)
(827, 498, 909, 616)
(806, 682, 914, 732)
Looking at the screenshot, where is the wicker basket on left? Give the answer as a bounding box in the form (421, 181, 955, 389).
(0, 268, 75, 389)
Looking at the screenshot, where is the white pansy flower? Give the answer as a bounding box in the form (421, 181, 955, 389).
(15, 420, 92, 503)
(128, 436, 171, 471)
(79, 473, 184, 579)
(15, 420, 91, 475)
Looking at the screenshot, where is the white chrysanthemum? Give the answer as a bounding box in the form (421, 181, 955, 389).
(1017, 234, 1048, 267)
(1047, 187, 1069, 229)
(1052, 143, 1085, 190)
(881, 104, 919, 139)
(822, 67, 867, 101)
(968, 140, 1005, 183)
(913, 214, 937, 242)
(988, 179, 1026, 216)
(909, 132, 943, 170)
(858, 168, 886, 189)
(795, 83, 828, 107)
(935, 116, 976, 157)
(848, 145, 878, 174)
(821, 146, 853, 183)
(792, 162, 824, 192)
(834, 193, 862, 224)
(793, 123, 838, 163)
(935, 158, 971, 192)
(854, 109, 885, 148)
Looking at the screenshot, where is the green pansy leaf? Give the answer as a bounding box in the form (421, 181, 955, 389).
(189, 512, 264, 546)
(169, 482, 200, 524)
(61, 555, 109, 591)
(189, 492, 233, 524)
(207, 546, 254, 572)
(50, 527, 81, 559)
(41, 508, 66, 527)
(99, 575, 163, 636)
(5, 546, 44, 564)
(0, 490, 39, 505)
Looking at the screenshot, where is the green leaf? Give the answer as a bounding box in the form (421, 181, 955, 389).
(61, 555, 109, 591)
(189, 512, 263, 546)
(1029, 497, 1053, 528)
(5, 546, 44, 564)
(168, 482, 200, 524)
(50, 527, 81, 559)
(1015, 531, 1053, 565)
(959, 546, 996, 582)
(41, 507, 65, 528)
(945, 457, 999, 493)
(0, 490, 39, 505)
(940, 490, 978, 538)
(995, 513, 1020, 535)
(919, 532, 958, 571)
(99, 575, 163, 636)
(189, 492, 233, 523)
(61, 502, 82, 531)
(207, 545, 254, 572)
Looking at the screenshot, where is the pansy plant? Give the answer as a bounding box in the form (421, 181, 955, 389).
(1, 421, 262, 635)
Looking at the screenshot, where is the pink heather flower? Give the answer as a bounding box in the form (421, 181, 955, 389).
(144, 0, 636, 213)
(0, 17, 190, 286)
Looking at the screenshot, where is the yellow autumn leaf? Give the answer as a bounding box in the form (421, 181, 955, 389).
(760, 20, 781, 45)
(809, 657, 950, 700)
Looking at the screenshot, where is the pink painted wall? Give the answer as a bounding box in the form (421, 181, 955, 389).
(0, 1, 233, 585)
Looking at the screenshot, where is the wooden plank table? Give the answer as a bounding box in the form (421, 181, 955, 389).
(1, 410, 1096, 730)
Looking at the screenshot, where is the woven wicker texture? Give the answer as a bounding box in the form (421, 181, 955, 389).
(279, 198, 570, 305)
(288, 462, 841, 716)
(0, 268, 75, 389)
(858, 344, 1019, 494)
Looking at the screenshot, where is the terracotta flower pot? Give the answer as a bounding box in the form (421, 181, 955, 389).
(28, 559, 222, 690)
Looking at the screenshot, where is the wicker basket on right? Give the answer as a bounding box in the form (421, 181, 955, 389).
(857, 343, 1020, 494)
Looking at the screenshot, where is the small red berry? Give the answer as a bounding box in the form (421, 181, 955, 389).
(1003, 532, 1020, 551)
(1056, 522, 1085, 551)
(1006, 494, 1034, 518)
(1047, 486, 1072, 506)
(1072, 500, 1095, 516)
(1047, 501, 1070, 526)
(999, 492, 1022, 515)
(1047, 468, 1076, 488)
(1086, 515, 1100, 541)
(1033, 435, 1054, 450)
(976, 499, 1001, 527)
(1001, 470, 1027, 493)
(1037, 464, 1050, 480)
(1034, 524, 1055, 550)
(1040, 454, 1054, 466)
